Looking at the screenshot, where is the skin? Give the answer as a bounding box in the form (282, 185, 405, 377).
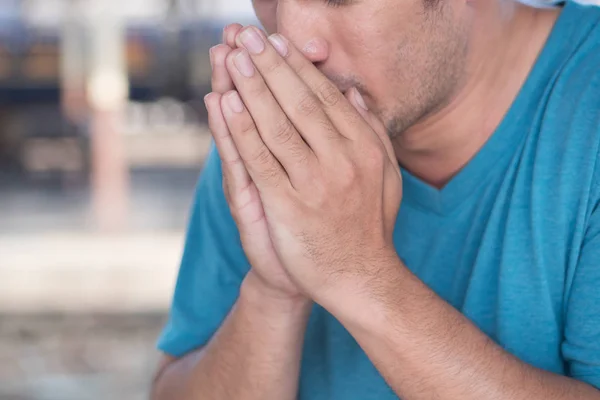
(251, 0, 548, 186)
(151, 1, 600, 399)
(255, 0, 470, 138)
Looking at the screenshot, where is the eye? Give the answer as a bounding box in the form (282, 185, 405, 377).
(325, 0, 348, 7)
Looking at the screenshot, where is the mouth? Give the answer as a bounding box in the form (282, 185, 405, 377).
(320, 71, 358, 96)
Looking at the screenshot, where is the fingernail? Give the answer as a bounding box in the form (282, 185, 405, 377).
(354, 88, 368, 111)
(234, 50, 255, 77)
(204, 93, 211, 108)
(268, 34, 288, 57)
(239, 27, 265, 55)
(227, 92, 244, 113)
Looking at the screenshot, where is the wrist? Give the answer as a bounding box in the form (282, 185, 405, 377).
(240, 272, 313, 316)
(320, 252, 406, 333)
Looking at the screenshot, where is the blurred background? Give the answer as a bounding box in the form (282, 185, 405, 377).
(0, 0, 256, 399)
(2, 0, 600, 399)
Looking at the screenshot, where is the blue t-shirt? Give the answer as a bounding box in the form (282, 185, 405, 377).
(158, 2, 600, 398)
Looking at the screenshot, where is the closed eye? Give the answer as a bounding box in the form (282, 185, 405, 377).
(324, 0, 349, 7)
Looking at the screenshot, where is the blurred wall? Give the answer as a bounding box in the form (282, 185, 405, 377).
(0, 2, 255, 399)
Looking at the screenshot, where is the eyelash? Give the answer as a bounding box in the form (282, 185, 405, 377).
(325, 0, 347, 7)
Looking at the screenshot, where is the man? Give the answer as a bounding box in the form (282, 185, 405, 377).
(151, 0, 600, 398)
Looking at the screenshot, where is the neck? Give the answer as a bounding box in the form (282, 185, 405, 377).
(392, 3, 561, 189)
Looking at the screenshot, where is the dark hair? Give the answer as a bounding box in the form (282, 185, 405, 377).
(424, 0, 443, 10)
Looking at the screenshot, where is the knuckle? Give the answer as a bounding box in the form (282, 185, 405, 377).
(238, 118, 257, 135)
(233, 181, 254, 210)
(247, 148, 282, 185)
(224, 155, 244, 170)
(290, 144, 309, 165)
(315, 81, 342, 108)
(294, 61, 311, 80)
(248, 82, 270, 99)
(271, 119, 296, 146)
(345, 110, 363, 126)
(342, 166, 359, 185)
(262, 56, 286, 76)
(272, 120, 310, 163)
(338, 158, 359, 185)
(251, 146, 273, 166)
(317, 118, 339, 140)
(296, 92, 321, 117)
(363, 144, 385, 169)
(258, 167, 280, 185)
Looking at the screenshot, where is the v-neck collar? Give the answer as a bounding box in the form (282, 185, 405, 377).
(400, 1, 587, 216)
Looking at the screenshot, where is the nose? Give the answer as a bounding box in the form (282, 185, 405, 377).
(299, 37, 329, 64)
(276, 2, 330, 64)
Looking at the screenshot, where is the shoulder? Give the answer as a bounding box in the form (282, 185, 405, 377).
(544, 3, 600, 148)
(551, 2, 600, 97)
(533, 8, 600, 204)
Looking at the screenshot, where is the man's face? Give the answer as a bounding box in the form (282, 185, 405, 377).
(251, 0, 473, 137)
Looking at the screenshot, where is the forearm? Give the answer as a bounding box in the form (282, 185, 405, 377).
(333, 261, 600, 400)
(153, 273, 312, 400)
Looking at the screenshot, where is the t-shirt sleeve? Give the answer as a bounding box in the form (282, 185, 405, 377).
(562, 197, 600, 389)
(157, 144, 251, 357)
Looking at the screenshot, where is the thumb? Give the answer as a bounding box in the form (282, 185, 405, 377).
(346, 88, 399, 174)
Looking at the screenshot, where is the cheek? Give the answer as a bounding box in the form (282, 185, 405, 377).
(252, 0, 278, 34)
(361, 61, 400, 114)
(345, 41, 402, 107)
(326, 9, 405, 90)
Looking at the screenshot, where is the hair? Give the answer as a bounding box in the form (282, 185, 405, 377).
(424, 0, 443, 8)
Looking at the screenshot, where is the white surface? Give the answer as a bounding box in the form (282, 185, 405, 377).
(0, 232, 184, 313)
(15, 0, 256, 26)
(209, 0, 256, 18)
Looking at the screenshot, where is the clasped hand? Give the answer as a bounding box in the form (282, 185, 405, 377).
(205, 25, 403, 305)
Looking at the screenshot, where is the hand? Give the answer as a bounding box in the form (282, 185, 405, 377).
(205, 25, 306, 301)
(216, 27, 403, 303)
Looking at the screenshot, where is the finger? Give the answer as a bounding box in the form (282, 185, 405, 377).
(211, 44, 235, 94)
(346, 88, 400, 175)
(232, 27, 344, 156)
(224, 48, 318, 187)
(204, 92, 252, 205)
(220, 90, 290, 194)
(262, 32, 375, 144)
(222, 174, 232, 207)
(345, 88, 402, 236)
(223, 23, 243, 48)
